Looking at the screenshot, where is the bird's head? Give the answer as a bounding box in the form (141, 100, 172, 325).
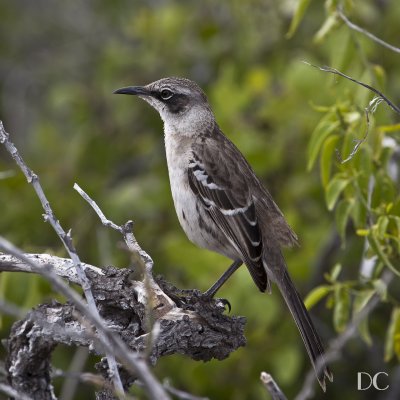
(114, 77, 215, 136)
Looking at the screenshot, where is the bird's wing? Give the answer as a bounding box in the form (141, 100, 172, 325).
(188, 139, 269, 292)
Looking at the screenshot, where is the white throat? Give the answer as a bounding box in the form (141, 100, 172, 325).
(162, 105, 215, 138)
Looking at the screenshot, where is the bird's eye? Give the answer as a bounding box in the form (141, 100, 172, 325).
(160, 89, 174, 100)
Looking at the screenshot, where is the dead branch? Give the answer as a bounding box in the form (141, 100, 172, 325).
(260, 372, 288, 400)
(0, 253, 102, 283)
(3, 258, 246, 399)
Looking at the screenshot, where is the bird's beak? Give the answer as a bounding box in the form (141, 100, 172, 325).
(113, 86, 149, 96)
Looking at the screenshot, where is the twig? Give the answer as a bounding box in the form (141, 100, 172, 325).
(0, 383, 32, 400)
(0, 236, 171, 400)
(73, 183, 175, 357)
(302, 61, 400, 115)
(260, 372, 288, 400)
(0, 238, 97, 320)
(53, 369, 105, 386)
(73, 183, 154, 272)
(295, 269, 393, 400)
(303, 62, 400, 162)
(336, 96, 383, 163)
(338, 6, 400, 54)
(0, 121, 124, 396)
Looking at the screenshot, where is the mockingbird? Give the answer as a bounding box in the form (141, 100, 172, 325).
(114, 77, 332, 390)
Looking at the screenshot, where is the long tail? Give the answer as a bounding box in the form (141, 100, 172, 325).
(277, 268, 333, 391)
(263, 246, 333, 391)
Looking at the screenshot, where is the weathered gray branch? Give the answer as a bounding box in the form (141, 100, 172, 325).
(2, 252, 246, 400)
(0, 253, 102, 283)
(260, 372, 287, 400)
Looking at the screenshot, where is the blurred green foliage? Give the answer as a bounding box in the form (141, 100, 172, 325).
(0, 0, 399, 399)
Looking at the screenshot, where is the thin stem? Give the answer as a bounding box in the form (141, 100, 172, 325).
(260, 372, 288, 400)
(338, 6, 400, 54)
(302, 62, 400, 115)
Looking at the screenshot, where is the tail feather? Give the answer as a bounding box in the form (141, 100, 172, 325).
(262, 244, 333, 391)
(277, 268, 333, 390)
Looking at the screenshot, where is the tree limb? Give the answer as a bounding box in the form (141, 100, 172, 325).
(1, 248, 246, 399)
(0, 253, 102, 283)
(8, 269, 245, 397)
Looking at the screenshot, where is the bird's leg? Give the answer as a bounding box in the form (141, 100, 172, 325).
(203, 260, 243, 298)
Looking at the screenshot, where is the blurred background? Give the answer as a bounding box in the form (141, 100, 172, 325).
(0, 0, 399, 399)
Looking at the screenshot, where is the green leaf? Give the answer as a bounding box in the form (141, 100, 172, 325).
(325, 176, 350, 211)
(390, 215, 400, 253)
(372, 64, 387, 92)
(330, 263, 342, 282)
(331, 27, 353, 73)
(355, 148, 373, 197)
(286, 0, 313, 39)
(379, 123, 400, 133)
(307, 115, 340, 171)
(343, 111, 362, 125)
(353, 289, 375, 346)
(372, 171, 396, 208)
(320, 134, 340, 188)
(351, 198, 368, 228)
(372, 279, 388, 301)
(313, 14, 340, 44)
(308, 102, 332, 112)
(384, 308, 400, 362)
(333, 285, 351, 333)
(377, 215, 389, 239)
(304, 285, 332, 310)
(358, 318, 372, 346)
(368, 233, 400, 277)
(335, 199, 354, 243)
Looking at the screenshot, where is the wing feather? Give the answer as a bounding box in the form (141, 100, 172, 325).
(188, 149, 268, 292)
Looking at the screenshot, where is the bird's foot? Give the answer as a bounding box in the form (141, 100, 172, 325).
(177, 289, 232, 313)
(201, 291, 232, 313)
(215, 297, 232, 313)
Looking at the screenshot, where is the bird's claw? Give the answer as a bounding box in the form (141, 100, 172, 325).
(216, 297, 232, 313)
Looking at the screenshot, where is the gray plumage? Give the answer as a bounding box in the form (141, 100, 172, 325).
(114, 77, 333, 391)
